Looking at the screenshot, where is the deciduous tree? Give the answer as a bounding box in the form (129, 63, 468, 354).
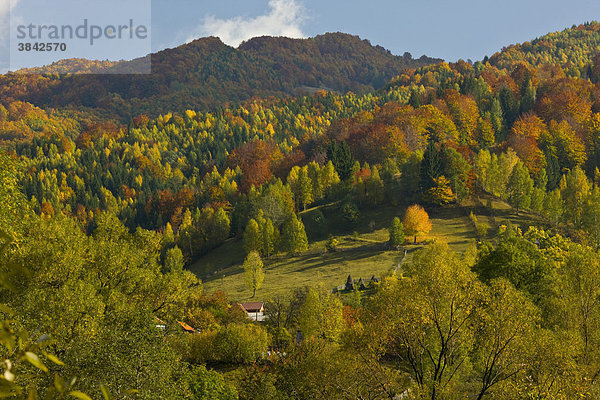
(403, 204, 432, 243)
(243, 251, 264, 298)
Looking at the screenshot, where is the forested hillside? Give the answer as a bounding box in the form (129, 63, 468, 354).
(5, 23, 600, 399)
(0, 33, 440, 118)
(490, 21, 600, 72)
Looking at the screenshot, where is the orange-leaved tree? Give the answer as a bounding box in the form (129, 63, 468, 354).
(403, 204, 432, 244)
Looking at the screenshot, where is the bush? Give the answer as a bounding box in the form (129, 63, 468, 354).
(341, 201, 360, 224)
(368, 220, 376, 231)
(188, 323, 269, 364)
(270, 326, 292, 351)
(188, 330, 219, 363)
(188, 364, 238, 400)
(303, 209, 328, 240)
(326, 235, 339, 252)
(476, 222, 489, 238)
(389, 217, 404, 247)
(215, 324, 269, 364)
(470, 212, 489, 238)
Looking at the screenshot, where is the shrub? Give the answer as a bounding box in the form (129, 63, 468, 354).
(326, 235, 339, 252)
(215, 324, 269, 364)
(341, 201, 360, 224)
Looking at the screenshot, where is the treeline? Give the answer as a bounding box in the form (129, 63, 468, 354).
(489, 21, 600, 74)
(0, 33, 440, 117)
(475, 149, 600, 246)
(8, 38, 600, 263)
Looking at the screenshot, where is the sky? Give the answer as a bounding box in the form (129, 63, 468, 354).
(2, 0, 600, 72)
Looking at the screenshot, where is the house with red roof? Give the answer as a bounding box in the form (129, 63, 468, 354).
(177, 320, 197, 333)
(239, 302, 265, 322)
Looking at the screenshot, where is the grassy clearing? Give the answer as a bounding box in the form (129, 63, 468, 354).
(190, 201, 490, 301)
(201, 243, 402, 302)
(189, 195, 549, 302)
(487, 197, 549, 231)
(425, 204, 477, 252)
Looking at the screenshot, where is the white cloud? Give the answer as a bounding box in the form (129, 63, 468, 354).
(0, 0, 13, 19)
(0, 0, 18, 73)
(187, 0, 306, 47)
(0, 0, 10, 42)
(0, 0, 18, 44)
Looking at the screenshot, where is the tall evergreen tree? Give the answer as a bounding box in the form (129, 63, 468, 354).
(409, 89, 422, 108)
(490, 97, 504, 140)
(583, 187, 600, 248)
(420, 139, 442, 192)
(543, 189, 563, 225)
(366, 166, 384, 205)
(261, 218, 276, 257)
(561, 166, 591, 229)
(297, 167, 314, 211)
(519, 79, 536, 115)
(507, 161, 534, 213)
(327, 141, 355, 181)
(389, 217, 405, 247)
(545, 150, 562, 190)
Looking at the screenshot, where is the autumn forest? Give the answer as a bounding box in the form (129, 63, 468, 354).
(3, 19, 600, 400)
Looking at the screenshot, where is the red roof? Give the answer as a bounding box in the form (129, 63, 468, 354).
(240, 302, 264, 313)
(177, 320, 196, 333)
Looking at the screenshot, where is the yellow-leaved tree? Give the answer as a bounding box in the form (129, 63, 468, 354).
(403, 204, 432, 244)
(243, 251, 265, 298)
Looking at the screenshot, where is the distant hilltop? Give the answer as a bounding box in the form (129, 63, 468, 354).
(1, 32, 442, 118)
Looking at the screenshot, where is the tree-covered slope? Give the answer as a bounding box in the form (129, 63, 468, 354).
(0, 33, 441, 118)
(489, 21, 600, 71)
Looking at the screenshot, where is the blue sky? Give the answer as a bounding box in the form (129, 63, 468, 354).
(152, 0, 600, 61)
(2, 0, 600, 72)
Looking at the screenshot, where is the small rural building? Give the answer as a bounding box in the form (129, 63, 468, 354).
(358, 277, 366, 290)
(177, 320, 197, 333)
(240, 302, 265, 322)
(345, 274, 355, 291)
(154, 317, 166, 332)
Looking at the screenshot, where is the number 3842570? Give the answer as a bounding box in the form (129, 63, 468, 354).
(17, 42, 67, 51)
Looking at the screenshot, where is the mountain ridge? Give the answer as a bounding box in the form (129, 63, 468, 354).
(1, 32, 442, 119)
(489, 20, 600, 70)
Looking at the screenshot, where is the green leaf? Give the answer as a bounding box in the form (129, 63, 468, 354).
(54, 373, 66, 393)
(0, 380, 21, 398)
(99, 385, 112, 400)
(24, 352, 47, 372)
(0, 305, 13, 316)
(68, 391, 92, 400)
(26, 386, 38, 400)
(43, 352, 64, 366)
(69, 377, 77, 389)
(122, 389, 139, 395)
